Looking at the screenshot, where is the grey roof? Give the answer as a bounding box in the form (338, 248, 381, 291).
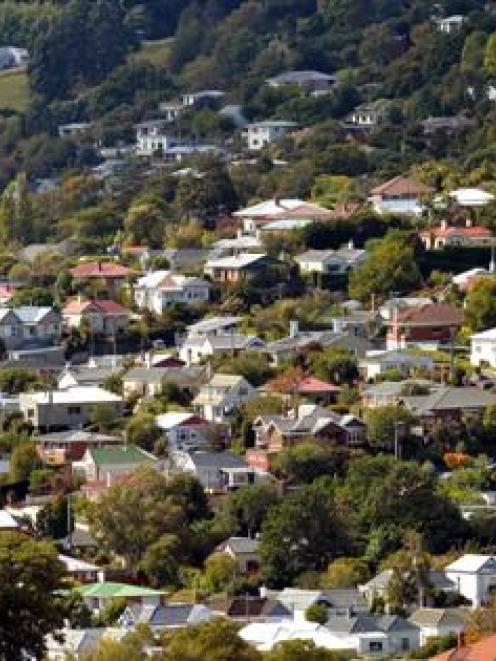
(256, 405, 364, 437)
(326, 613, 418, 635)
(121, 603, 207, 628)
(268, 70, 335, 85)
(363, 569, 455, 593)
(321, 589, 369, 611)
(222, 537, 259, 554)
(15, 306, 58, 323)
(363, 350, 434, 365)
(409, 607, 469, 628)
(262, 330, 370, 356)
(187, 316, 243, 335)
(402, 386, 496, 415)
(36, 430, 121, 445)
(62, 367, 117, 385)
(124, 366, 204, 387)
(187, 451, 248, 470)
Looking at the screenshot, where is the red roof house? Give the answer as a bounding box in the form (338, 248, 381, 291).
(430, 633, 496, 660)
(62, 298, 132, 334)
(420, 220, 494, 250)
(386, 303, 463, 351)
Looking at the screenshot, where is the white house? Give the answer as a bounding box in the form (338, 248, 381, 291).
(244, 121, 297, 151)
(186, 316, 243, 338)
(295, 246, 365, 274)
(155, 411, 213, 451)
(471, 328, 496, 369)
(0, 306, 61, 350)
(193, 373, 257, 423)
(233, 198, 332, 233)
(167, 450, 255, 492)
(445, 554, 496, 607)
(348, 104, 384, 128)
(359, 350, 434, 381)
(408, 608, 469, 645)
(179, 334, 264, 365)
(134, 270, 211, 314)
(181, 90, 225, 107)
(19, 386, 124, 432)
(158, 101, 185, 122)
(434, 15, 465, 33)
(135, 120, 171, 155)
(448, 188, 495, 207)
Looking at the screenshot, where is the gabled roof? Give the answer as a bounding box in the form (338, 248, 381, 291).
(218, 536, 260, 555)
(430, 632, 496, 660)
(370, 176, 434, 197)
(156, 411, 207, 430)
(267, 70, 335, 85)
(187, 316, 243, 335)
(22, 386, 122, 405)
(70, 261, 136, 279)
(403, 387, 496, 415)
(63, 299, 131, 316)
(445, 554, 496, 573)
(234, 198, 330, 219)
(76, 581, 163, 599)
(182, 450, 248, 470)
(409, 607, 469, 628)
(205, 253, 268, 270)
(15, 306, 57, 324)
(394, 303, 463, 327)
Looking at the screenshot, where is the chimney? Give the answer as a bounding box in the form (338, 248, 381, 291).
(289, 320, 299, 339)
(348, 239, 354, 250)
(145, 350, 153, 369)
(466, 218, 473, 228)
(441, 219, 448, 230)
(457, 632, 466, 649)
(97, 570, 106, 584)
(237, 229, 243, 239)
(98, 261, 102, 272)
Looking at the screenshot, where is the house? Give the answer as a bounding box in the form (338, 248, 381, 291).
(134, 270, 211, 314)
(155, 411, 218, 451)
(179, 333, 264, 365)
(369, 176, 434, 215)
(348, 103, 385, 129)
(435, 15, 465, 33)
(265, 375, 341, 405)
(186, 316, 243, 338)
(209, 595, 289, 623)
(419, 220, 494, 250)
(360, 569, 457, 608)
(379, 296, 434, 322)
(119, 602, 214, 632)
(74, 445, 159, 484)
(36, 429, 122, 465)
(192, 373, 256, 423)
(58, 366, 119, 390)
(58, 122, 92, 139)
(181, 90, 225, 107)
(0, 46, 28, 69)
(59, 554, 101, 583)
(359, 350, 434, 381)
(19, 386, 124, 432)
(295, 246, 366, 274)
(210, 233, 263, 258)
(361, 380, 435, 408)
(453, 268, 492, 292)
(448, 187, 495, 207)
(0, 510, 24, 532)
(272, 588, 368, 621)
(386, 303, 463, 351)
(244, 121, 298, 151)
(0, 306, 61, 350)
(62, 298, 132, 335)
(0, 283, 17, 305)
(45, 628, 106, 660)
(204, 253, 274, 284)
(408, 608, 469, 645)
(421, 116, 474, 136)
(233, 198, 333, 233)
(266, 70, 336, 92)
(167, 450, 255, 492)
(253, 404, 366, 455)
(431, 632, 496, 660)
(70, 261, 136, 294)
(402, 386, 496, 431)
(216, 537, 260, 574)
(158, 100, 186, 122)
(471, 327, 496, 369)
(135, 119, 172, 154)
(445, 554, 496, 608)
(122, 365, 205, 399)
(76, 581, 163, 614)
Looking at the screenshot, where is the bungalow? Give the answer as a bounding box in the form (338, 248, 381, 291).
(74, 445, 159, 485)
(445, 554, 496, 608)
(192, 373, 256, 423)
(155, 411, 219, 451)
(386, 303, 463, 351)
(448, 187, 495, 207)
(19, 386, 124, 432)
(58, 366, 119, 389)
(471, 327, 496, 369)
(408, 608, 469, 645)
(419, 220, 494, 250)
(359, 350, 434, 381)
(361, 380, 435, 408)
(434, 15, 465, 33)
(186, 315, 243, 338)
(59, 554, 101, 584)
(369, 176, 434, 215)
(167, 450, 255, 492)
(76, 581, 163, 615)
(134, 270, 211, 314)
(348, 103, 384, 129)
(36, 429, 122, 464)
(158, 100, 186, 122)
(204, 253, 274, 284)
(295, 246, 366, 274)
(62, 298, 131, 335)
(179, 333, 264, 365)
(181, 90, 225, 107)
(266, 374, 341, 405)
(58, 122, 92, 139)
(243, 120, 298, 151)
(216, 537, 260, 574)
(253, 404, 366, 453)
(266, 70, 336, 93)
(122, 365, 205, 399)
(70, 261, 136, 294)
(119, 602, 214, 632)
(0, 306, 61, 350)
(233, 198, 333, 233)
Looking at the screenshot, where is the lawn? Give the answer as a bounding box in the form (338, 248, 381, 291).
(129, 38, 173, 69)
(0, 69, 30, 112)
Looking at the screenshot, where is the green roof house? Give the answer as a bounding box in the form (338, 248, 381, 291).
(73, 444, 159, 485)
(76, 581, 164, 613)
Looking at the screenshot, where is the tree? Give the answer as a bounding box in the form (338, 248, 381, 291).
(307, 347, 358, 385)
(275, 442, 343, 484)
(364, 405, 415, 451)
(10, 441, 40, 481)
(36, 494, 73, 539)
(348, 232, 422, 302)
(321, 557, 369, 589)
(384, 532, 433, 613)
(203, 552, 237, 592)
(140, 534, 180, 588)
(465, 607, 496, 643)
(260, 483, 348, 587)
(124, 197, 169, 247)
(219, 483, 280, 537)
(89, 404, 119, 433)
(485, 31, 496, 74)
(0, 367, 42, 395)
(305, 603, 328, 624)
(264, 640, 344, 661)
(465, 278, 496, 332)
(163, 619, 260, 661)
(0, 532, 68, 660)
(126, 414, 164, 454)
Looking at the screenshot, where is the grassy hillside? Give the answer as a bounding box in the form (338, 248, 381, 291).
(129, 38, 174, 69)
(0, 69, 29, 112)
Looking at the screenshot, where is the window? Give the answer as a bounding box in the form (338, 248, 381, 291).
(68, 406, 81, 415)
(27, 408, 34, 418)
(401, 638, 410, 651)
(369, 642, 383, 652)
